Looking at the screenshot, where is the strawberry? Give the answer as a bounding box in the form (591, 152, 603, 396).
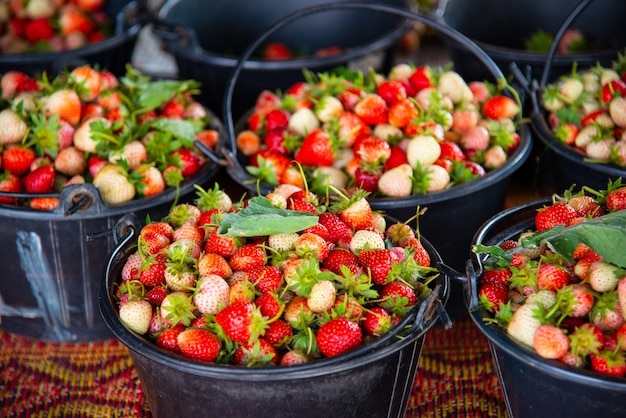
(262, 42, 292, 60)
(295, 232, 329, 261)
(334, 190, 373, 231)
(408, 66, 434, 92)
(54, 146, 87, 177)
(507, 301, 543, 347)
(478, 283, 509, 312)
(2, 145, 35, 176)
(215, 301, 264, 345)
(406, 135, 441, 167)
(353, 166, 381, 193)
(590, 291, 624, 332)
(0, 173, 23, 204)
(588, 261, 621, 293)
(384, 145, 408, 170)
(70, 65, 102, 101)
(234, 338, 279, 366)
(204, 229, 240, 258)
(568, 195, 605, 218)
(323, 248, 358, 274)
(145, 285, 168, 306)
(24, 17, 54, 43)
(59, 5, 94, 36)
(315, 96, 343, 123)
(280, 350, 309, 365)
(601, 79, 626, 103)
(264, 319, 293, 347)
(155, 324, 185, 353)
(353, 136, 391, 165)
(135, 165, 164, 197)
(358, 249, 393, 285)
(569, 283, 595, 318)
(294, 129, 334, 166)
(171, 149, 203, 177)
(376, 80, 407, 105)
(119, 299, 153, 335)
(1, 71, 39, 100)
(537, 262, 571, 291)
(177, 328, 221, 362)
(605, 186, 626, 212)
(353, 93, 388, 125)
(92, 163, 136, 205)
(247, 149, 291, 185)
(193, 274, 230, 315)
(316, 317, 362, 357)
(24, 164, 55, 193)
(380, 281, 416, 314)
(318, 212, 353, 245)
(535, 202, 578, 232)
(41, 88, 82, 126)
(307, 280, 336, 313)
(0, 108, 28, 145)
(29, 196, 59, 210)
(532, 324, 569, 359)
(589, 350, 626, 377)
(362, 307, 393, 337)
(349, 229, 385, 254)
(377, 163, 413, 197)
(387, 98, 418, 128)
(437, 70, 473, 104)
(247, 265, 282, 293)
(460, 126, 490, 151)
(229, 244, 266, 272)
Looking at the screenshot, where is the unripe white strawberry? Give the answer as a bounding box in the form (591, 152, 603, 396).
(372, 123, 403, 141)
(559, 77, 583, 104)
(525, 289, 557, 309)
(377, 163, 413, 197)
(451, 108, 479, 133)
(288, 107, 319, 136)
(388, 63, 413, 80)
(0, 108, 27, 145)
(581, 71, 600, 94)
(349, 229, 385, 254)
(54, 146, 86, 176)
(194, 274, 230, 315)
(599, 69, 620, 86)
(617, 278, 626, 321)
(437, 70, 473, 104)
(165, 270, 196, 292)
(426, 164, 450, 192)
(268, 232, 300, 252)
(591, 301, 623, 332)
(25, 0, 55, 19)
(41, 88, 82, 126)
(609, 97, 626, 128)
(74, 116, 108, 153)
(315, 96, 343, 123)
(121, 251, 142, 282)
(371, 212, 386, 233)
(119, 299, 153, 335)
(265, 192, 287, 209)
(109, 140, 148, 170)
(12, 92, 37, 113)
(280, 350, 309, 365)
(183, 102, 207, 120)
(92, 163, 136, 205)
(273, 184, 303, 199)
(585, 139, 614, 161)
(415, 87, 438, 111)
(574, 125, 598, 148)
(313, 166, 348, 190)
(307, 280, 336, 312)
(589, 261, 621, 292)
(406, 135, 440, 168)
(483, 145, 507, 169)
(507, 301, 542, 347)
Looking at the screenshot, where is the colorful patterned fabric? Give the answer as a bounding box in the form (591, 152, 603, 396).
(0, 317, 507, 417)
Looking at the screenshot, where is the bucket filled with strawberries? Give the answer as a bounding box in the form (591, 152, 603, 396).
(531, 49, 626, 193)
(217, 3, 531, 318)
(452, 179, 626, 417)
(0, 64, 224, 341)
(0, 0, 142, 77)
(99, 183, 450, 418)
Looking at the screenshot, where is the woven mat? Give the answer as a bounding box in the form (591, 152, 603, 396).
(0, 316, 507, 418)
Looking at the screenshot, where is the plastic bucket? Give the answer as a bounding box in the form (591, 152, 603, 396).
(217, 3, 531, 320)
(0, 0, 143, 77)
(435, 0, 626, 81)
(99, 214, 450, 418)
(152, 0, 412, 118)
(442, 198, 626, 418)
(0, 113, 225, 343)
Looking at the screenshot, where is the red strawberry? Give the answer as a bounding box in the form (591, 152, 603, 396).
(198, 252, 233, 278)
(264, 127, 289, 155)
(362, 307, 393, 336)
(247, 265, 282, 293)
(229, 244, 266, 272)
(171, 149, 203, 177)
(59, 6, 95, 36)
(387, 98, 418, 128)
(380, 281, 417, 312)
(145, 285, 168, 306)
(532, 324, 569, 359)
(354, 136, 391, 164)
(30, 197, 59, 211)
(605, 186, 626, 212)
(255, 291, 283, 319)
(589, 350, 626, 377)
(601, 79, 626, 103)
(248, 148, 291, 184)
(294, 129, 334, 166)
(41, 89, 82, 126)
(323, 248, 358, 274)
(535, 202, 578, 232)
(537, 262, 571, 291)
(205, 229, 240, 258)
(0, 173, 23, 204)
(24, 17, 54, 43)
(354, 94, 388, 125)
(335, 191, 373, 231)
(262, 42, 292, 60)
(376, 80, 407, 105)
(318, 212, 353, 245)
(482, 95, 519, 120)
(385, 145, 409, 170)
(24, 165, 55, 193)
(215, 301, 262, 345)
(354, 166, 381, 193)
(2, 145, 36, 176)
(0, 71, 39, 100)
(155, 324, 185, 353)
(264, 319, 293, 347)
(316, 317, 362, 357)
(177, 328, 221, 362)
(234, 338, 279, 366)
(139, 260, 166, 288)
(408, 66, 434, 92)
(264, 108, 290, 131)
(478, 283, 509, 312)
(358, 249, 393, 285)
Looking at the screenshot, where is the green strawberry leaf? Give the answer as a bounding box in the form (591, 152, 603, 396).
(148, 118, 202, 148)
(521, 211, 626, 268)
(218, 196, 318, 237)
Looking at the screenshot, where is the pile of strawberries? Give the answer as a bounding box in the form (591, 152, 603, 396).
(540, 50, 626, 167)
(0, 64, 219, 210)
(114, 183, 441, 365)
(235, 63, 522, 198)
(0, 0, 116, 55)
(474, 179, 626, 378)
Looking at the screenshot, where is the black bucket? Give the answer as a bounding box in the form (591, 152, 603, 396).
(435, 0, 626, 81)
(0, 113, 225, 343)
(152, 0, 412, 118)
(449, 198, 626, 418)
(527, 0, 626, 193)
(0, 0, 143, 77)
(99, 213, 449, 418)
(217, 3, 532, 320)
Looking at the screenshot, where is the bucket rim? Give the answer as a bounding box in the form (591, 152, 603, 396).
(466, 197, 626, 391)
(99, 219, 449, 381)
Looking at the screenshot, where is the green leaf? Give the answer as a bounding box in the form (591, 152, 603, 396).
(522, 211, 626, 268)
(149, 118, 201, 147)
(136, 80, 200, 110)
(218, 196, 319, 237)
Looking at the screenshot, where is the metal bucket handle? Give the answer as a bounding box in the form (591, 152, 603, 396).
(219, 1, 508, 190)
